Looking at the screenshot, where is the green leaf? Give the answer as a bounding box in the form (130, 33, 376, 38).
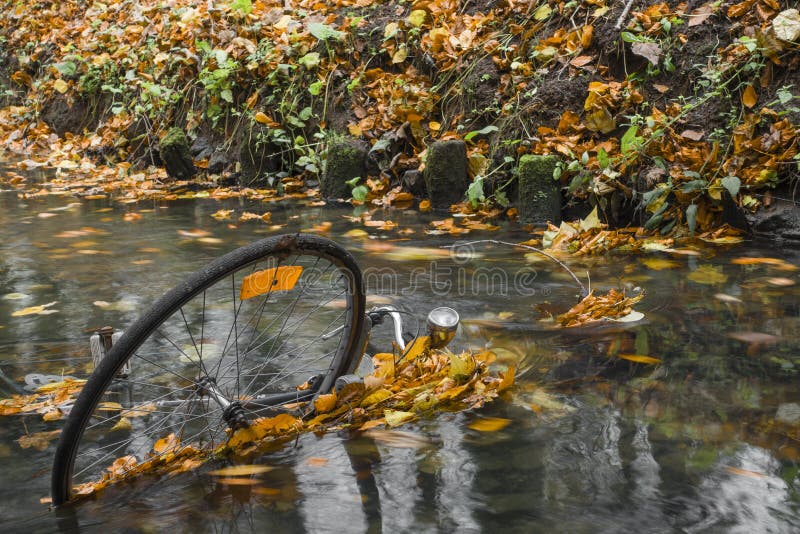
(463, 125, 499, 142)
(308, 80, 325, 96)
(597, 147, 609, 169)
(621, 31, 643, 43)
(466, 177, 485, 207)
(620, 125, 640, 155)
(298, 52, 321, 69)
(220, 89, 233, 103)
(308, 22, 345, 41)
(352, 185, 368, 201)
(494, 190, 509, 208)
(686, 204, 698, 236)
(345, 176, 361, 188)
(681, 180, 706, 193)
(721, 175, 741, 198)
(54, 61, 77, 77)
(229, 0, 252, 14)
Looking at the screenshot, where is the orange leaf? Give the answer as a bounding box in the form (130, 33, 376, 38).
(618, 354, 662, 365)
(742, 85, 757, 109)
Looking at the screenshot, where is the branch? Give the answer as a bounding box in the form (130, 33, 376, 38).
(614, 0, 637, 31)
(443, 240, 589, 297)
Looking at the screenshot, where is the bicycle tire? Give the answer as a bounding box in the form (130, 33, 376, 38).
(52, 233, 365, 505)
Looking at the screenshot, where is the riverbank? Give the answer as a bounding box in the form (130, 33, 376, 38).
(1, 1, 799, 238)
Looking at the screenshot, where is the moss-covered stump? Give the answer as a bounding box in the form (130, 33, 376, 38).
(423, 140, 468, 209)
(517, 154, 561, 225)
(159, 128, 196, 180)
(239, 125, 281, 186)
(321, 138, 367, 199)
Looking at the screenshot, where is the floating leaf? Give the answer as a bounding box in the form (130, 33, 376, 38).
(208, 465, 273, 476)
(468, 417, 511, 432)
(11, 301, 58, 317)
(618, 354, 662, 365)
(687, 265, 728, 285)
(110, 417, 132, 432)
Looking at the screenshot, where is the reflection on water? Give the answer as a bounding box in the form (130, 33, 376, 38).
(2, 161, 800, 532)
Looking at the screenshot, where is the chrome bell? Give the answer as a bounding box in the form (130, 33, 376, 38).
(426, 307, 459, 349)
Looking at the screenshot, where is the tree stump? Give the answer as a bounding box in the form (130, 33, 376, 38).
(517, 154, 561, 225)
(159, 128, 196, 180)
(423, 140, 469, 209)
(321, 137, 367, 199)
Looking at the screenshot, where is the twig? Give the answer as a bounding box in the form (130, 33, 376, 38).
(442, 240, 589, 296)
(614, 0, 637, 30)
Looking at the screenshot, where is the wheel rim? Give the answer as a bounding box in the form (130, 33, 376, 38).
(56, 236, 363, 500)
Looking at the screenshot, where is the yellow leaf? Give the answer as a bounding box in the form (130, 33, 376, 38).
(216, 477, 262, 485)
(208, 464, 273, 476)
(687, 264, 728, 285)
(96, 402, 123, 411)
(211, 209, 233, 220)
(429, 121, 441, 131)
(53, 79, 69, 94)
(641, 258, 680, 270)
(448, 352, 476, 382)
(468, 417, 511, 432)
(348, 123, 362, 136)
(343, 228, 369, 238)
(408, 9, 427, 27)
(361, 388, 392, 407)
(17, 430, 60, 451)
(384, 22, 399, 40)
(618, 354, 662, 365)
(402, 336, 430, 361)
(534, 4, 553, 20)
(579, 206, 601, 231)
(153, 433, 180, 454)
(12, 301, 58, 317)
(742, 85, 757, 109)
(419, 200, 431, 212)
(314, 393, 337, 413)
(384, 410, 415, 427)
(392, 45, 408, 64)
(498, 365, 515, 393)
(254, 111, 270, 124)
(110, 417, 132, 432)
(42, 409, 62, 422)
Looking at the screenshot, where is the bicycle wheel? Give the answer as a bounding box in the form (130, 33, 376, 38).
(52, 233, 365, 505)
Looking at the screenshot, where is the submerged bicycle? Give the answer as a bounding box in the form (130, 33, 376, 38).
(51, 233, 459, 505)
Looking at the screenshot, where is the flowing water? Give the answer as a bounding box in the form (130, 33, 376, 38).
(1, 160, 800, 532)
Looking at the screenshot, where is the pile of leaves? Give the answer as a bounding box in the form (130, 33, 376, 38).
(556, 289, 645, 327)
(0, 378, 85, 422)
(62, 337, 515, 499)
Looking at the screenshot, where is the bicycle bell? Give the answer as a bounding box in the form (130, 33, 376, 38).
(426, 306, 459, 349)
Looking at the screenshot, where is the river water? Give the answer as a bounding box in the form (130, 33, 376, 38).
(1, 161, 800, 532)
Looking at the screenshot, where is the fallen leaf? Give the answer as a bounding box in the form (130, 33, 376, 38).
(687, 265, 728, 285)
(468, 417, 511, 432)
(384, 410, 415, 427)
(208, 465, 274, 476)
(742, 85, 757, 109)
(618, 354, 662, 364)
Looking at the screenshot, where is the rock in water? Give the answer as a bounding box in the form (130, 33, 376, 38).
(517, 154, 561, 225)
(423, 140, 468, 209)
(159, 128, 196, 180)
(321, 137, 367, 199)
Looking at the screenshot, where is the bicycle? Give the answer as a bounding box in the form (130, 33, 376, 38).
(51, 233, 459, 505)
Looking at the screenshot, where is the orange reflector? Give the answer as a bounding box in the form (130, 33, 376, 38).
(240, 266, 303, 300)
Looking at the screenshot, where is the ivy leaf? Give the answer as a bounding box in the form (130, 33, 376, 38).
(721, 175, 741, 197)
(466, 177, 485, 207)
(352, 185, 368, 202)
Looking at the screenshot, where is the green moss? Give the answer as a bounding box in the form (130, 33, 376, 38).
(517, 154, 561, 224)
(321, 137, 367, 199)
(423, 140, 469, 209)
